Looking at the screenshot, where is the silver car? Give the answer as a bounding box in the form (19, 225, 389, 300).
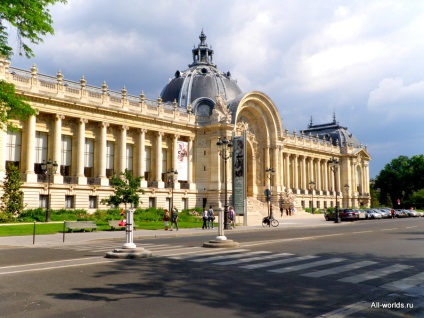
(366, 209, 382, 219)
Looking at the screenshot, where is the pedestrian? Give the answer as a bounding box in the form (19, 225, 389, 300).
(207, 206, 215, 229)
(391, 209, 395, 219)
(280, 204, 284, 217)
(291, 206, 295, 216)
(170, 208, 179, 231)
(229, 206, 235, 228)
(202, 208, 208, 229)
(163, 209, 169, 230)
(286, 208, 289, 216)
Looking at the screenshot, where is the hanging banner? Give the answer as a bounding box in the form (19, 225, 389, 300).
(232, 131, 246, 216)
(177, 141, 188, 181)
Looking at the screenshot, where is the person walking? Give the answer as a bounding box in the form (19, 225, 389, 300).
(202, 208, 208, 230)
(163, 209, 169, 230)
(280, 204, 284, 217)
(229, 206, 235, 228)
(207, 206, 215, 229)
(170, 208, 179, 231)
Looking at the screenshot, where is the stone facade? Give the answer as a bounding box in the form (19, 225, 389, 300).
(0, 33, 371, 218)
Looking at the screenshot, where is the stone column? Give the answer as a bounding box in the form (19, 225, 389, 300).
(25, 114, 37, 182)
(156, 132, 164, 188)
(317, 158, 322, 191)
(53, 114, 64, 183)
(285, 153, 291, 190)
(301, 156, 306, 190)
(293, 155, 299, 189)
(120, 125, 129, 173)
(323, 159, 328, 191)
(138, 128, 148, 187)
(98, 122, 109, 185)
(77, 118, 87, 184)
(173, 134, 180, 189)
(188, 137, 194, 188)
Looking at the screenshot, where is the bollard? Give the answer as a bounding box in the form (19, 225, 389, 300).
(33, 221, 36, 245)
(63, 221, 66, 243)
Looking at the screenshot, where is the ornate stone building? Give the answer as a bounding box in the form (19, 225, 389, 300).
(0, 31, 371, 220)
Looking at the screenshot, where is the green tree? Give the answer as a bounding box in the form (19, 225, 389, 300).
(384, 193, 393, 208)
(370, 188, 380, 208)
(1, 0, 67, 59)
(408, 189, 424, 209)
(1, 163, 24, 216)
(0, 79, 36, 130)
(101, 169, 145, 209)
(1, 0, 66, 130)
(374, 155, 424, 209)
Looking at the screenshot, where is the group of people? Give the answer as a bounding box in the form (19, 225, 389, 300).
(201, 206, 236, 229)
(163, 206, 179, 231)
(280, 205, 295, 217)
(163, 205, 238, 231)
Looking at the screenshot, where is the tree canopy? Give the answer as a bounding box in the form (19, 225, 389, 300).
(373, 155, 424, 208)
(1, 0, 67, 59)
(101, 169, 145, 209)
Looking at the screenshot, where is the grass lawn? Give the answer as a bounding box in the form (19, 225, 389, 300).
(0, 220, 207, 236)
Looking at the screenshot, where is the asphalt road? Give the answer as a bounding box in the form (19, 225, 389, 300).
(1, 218, 424, 318)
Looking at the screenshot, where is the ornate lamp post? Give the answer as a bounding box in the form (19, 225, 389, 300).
(344, 184, 350, 208)
(41, 159, 58, 222)
(265, 167, 275, 217)
(329, 157, 340, 223)
(167, 169, 178, 210)
(309, 181, 315, 214)
(217, 136, 233, 230)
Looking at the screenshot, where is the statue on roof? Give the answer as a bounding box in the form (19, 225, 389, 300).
(211, 95, 231, 123)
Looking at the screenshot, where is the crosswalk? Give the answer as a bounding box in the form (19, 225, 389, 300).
(49, 242, 424, 294)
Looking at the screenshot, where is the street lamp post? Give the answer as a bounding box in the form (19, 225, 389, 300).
(344, 184, 350, 208)
(217, 136, 233, 230)
(329, 157, 340, 223)
(401, 190, 405, 208)
(309, 181, 315, 214)
(41, 159, 58, 222)
(167, 169, 178, 210)
(265, 168, 275, 217)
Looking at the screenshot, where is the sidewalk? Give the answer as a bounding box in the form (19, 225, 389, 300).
(0, 213, 326, 248)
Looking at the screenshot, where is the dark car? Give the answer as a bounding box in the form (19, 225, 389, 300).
(340, 209, 359, 221)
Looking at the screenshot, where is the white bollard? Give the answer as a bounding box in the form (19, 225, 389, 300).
(122, 209, 136, 249)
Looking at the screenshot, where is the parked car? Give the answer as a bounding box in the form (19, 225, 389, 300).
(377, 209, 391, 218)
(404, 209, 420, 217)
(395, 210, 408, 218)
(365, 209, 382, 219)
(355, 209, 366, 220)
(340, 209, 359, 221)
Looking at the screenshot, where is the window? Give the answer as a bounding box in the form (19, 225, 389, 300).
(166, 197, 171, 210)
(39, 195, 48, 208)
(356, 166, 362, 193)
(35, 132, 48, 174)
(61, 135, 72, 176)
(182, 198, 188, 210)
(126, 144, 133, 175)
(106, 141, 114, 177)
(89, 196, 98, 209)
(84, 139, 94, 177)
(65, 195, 75, 209)
(149, 197, 155, 208)
(6, 130, 21, 170)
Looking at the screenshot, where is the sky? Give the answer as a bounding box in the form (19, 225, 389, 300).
(7, 0, 424, 178)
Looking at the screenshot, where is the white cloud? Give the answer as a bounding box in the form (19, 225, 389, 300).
(368, 77, 424, 121)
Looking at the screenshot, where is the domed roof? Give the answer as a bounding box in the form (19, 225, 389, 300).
(301, 114, 362, 148)
(160, 31, 243, 111)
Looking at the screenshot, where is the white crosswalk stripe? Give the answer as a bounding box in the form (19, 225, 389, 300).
(214, 253, 294, 266)
(302, 260, 378, 278)
(191, 251, 270, 263)
(381, 272, 424, 291)
(240, 255, 319, 270)
(169, 248, 249, 260)
(268, 258, 346, 274)
(338, 264, 412, 284)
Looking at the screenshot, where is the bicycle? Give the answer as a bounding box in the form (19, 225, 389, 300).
(262, 215, 279, 227)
